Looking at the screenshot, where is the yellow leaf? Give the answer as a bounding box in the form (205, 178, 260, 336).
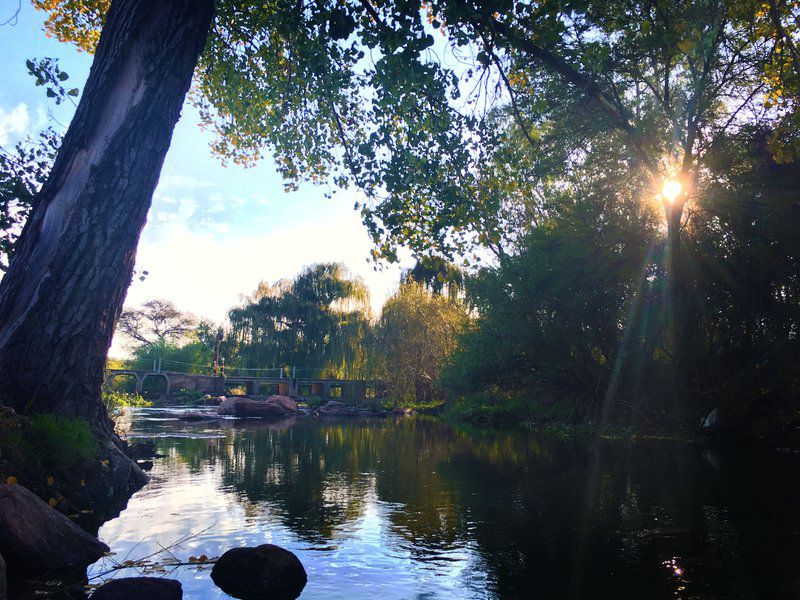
(6, 476, 18, 485)
(101, 459, 109, 466)
(48, 498, 59, 507)
(677, 39, 694, 53)
(46, 476, 55, 486)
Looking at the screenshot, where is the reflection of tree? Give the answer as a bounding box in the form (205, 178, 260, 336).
(158, 418, 800, 598)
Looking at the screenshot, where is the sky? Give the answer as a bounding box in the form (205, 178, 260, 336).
(0, 3, 409, 355)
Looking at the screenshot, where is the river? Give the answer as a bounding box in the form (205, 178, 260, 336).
(88, 406, 800, 599)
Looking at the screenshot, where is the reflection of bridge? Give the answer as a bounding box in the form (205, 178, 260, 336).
(106, 369, 381, 401)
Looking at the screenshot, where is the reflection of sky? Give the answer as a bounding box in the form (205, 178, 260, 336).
(90, 426, 491, 599)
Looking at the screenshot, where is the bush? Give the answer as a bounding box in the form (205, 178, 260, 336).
(102, 388, 151, 416)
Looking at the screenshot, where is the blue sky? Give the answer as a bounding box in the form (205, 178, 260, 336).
(0, 3, 408, 354)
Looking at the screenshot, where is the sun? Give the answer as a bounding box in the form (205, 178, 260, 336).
(661, 179, 683, 204)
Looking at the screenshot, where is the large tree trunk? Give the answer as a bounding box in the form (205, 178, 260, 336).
(0, 0, 213, 438)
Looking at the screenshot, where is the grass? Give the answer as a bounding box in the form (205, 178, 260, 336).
(0, 411, 97, 487)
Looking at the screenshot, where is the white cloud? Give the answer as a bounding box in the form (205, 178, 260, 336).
(122, 213, 405, 328)
(0, 103, 30, 145)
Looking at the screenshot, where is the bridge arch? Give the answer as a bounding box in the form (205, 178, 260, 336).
(141, 372, 170, 396)
(106, 371, 143, 393)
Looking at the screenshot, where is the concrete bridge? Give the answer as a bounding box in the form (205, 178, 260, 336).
(106, 369, 382, 402)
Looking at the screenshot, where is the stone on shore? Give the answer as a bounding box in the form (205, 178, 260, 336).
(91, 577, 182, 599)
(211, 544, 307, 600)
(0, 484, 109, 579)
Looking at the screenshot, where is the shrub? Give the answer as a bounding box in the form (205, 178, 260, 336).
(102, 388, 151, 415)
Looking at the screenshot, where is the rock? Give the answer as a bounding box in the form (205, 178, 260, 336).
(266, 395, 299, 414)
(391, 406, 406, 416)
(0, 484, 109, 579)
(232, 399, 289, 419)
(127, 440, 157, 460)
(91, 577, 182, 599)
(0, 552, 6, 600)
(220, 396, 298, 419)
(217, 396, 238, 415)
(323, 400, 345, 409)
(179, 412, 219, 422)
(203, 395, 225, 406)
(211, 544, 307, 600)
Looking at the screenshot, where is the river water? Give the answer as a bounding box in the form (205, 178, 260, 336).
(88, 407, 800, 599)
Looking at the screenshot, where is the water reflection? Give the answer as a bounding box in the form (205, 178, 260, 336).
(91, 409, 800, 599)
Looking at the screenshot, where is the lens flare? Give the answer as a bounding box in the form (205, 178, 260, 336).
(662, 179, 683, 203)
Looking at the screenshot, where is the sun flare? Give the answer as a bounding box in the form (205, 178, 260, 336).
(661, 178, 683, 204)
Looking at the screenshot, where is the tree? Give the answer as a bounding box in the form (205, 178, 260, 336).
(0, 0, 214, 454)
(116, 299, 197, 350)
(0, 57, 78, 270)
(6, 0, 797, 435)
(228, 263, 374, 378)
(379, 282, 467, 405)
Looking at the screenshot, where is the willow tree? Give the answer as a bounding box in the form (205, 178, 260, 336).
(229, 263, 373, 378)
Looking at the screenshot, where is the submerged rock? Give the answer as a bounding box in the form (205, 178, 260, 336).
(91, 577, 182, 599)
(0, 484, 109, 579)
(210, 544, 307, 599)
(179, 412, 219, 422)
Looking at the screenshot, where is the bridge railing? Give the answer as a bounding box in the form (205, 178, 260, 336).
(108, 360, 376, 381)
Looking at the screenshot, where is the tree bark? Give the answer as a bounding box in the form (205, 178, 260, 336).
(0, 0, 213, 437)
(666, 199, 693, 408)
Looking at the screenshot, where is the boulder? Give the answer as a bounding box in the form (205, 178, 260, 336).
(220, 395, 298, 419)
(232, 399, 289, 419)
(211, 544, 307, 600)
(179, 412, 219, 422)
(91, 577, 182, 599)
(0, 484, 109, 579)
(217, 396, 238, 416)
(323, 400, 345, 409)
(0, 552, 6, 600)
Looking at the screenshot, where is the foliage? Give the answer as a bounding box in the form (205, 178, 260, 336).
(441, 125, 800, 435)
(102, 388, 151, 415)
(229, 263, 375, 378)
(378, 282, 467, 406)
(117, 299, 198, 350)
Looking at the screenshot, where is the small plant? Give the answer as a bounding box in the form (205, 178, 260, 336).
(24, 414, 97, 478)
(103, 388, 151, 412)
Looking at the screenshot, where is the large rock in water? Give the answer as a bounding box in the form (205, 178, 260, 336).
(91, 577, 182, 599)
(220, 395, 299, 419)
(211, 544, 307, 599)
(0, 484, 109, 579)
